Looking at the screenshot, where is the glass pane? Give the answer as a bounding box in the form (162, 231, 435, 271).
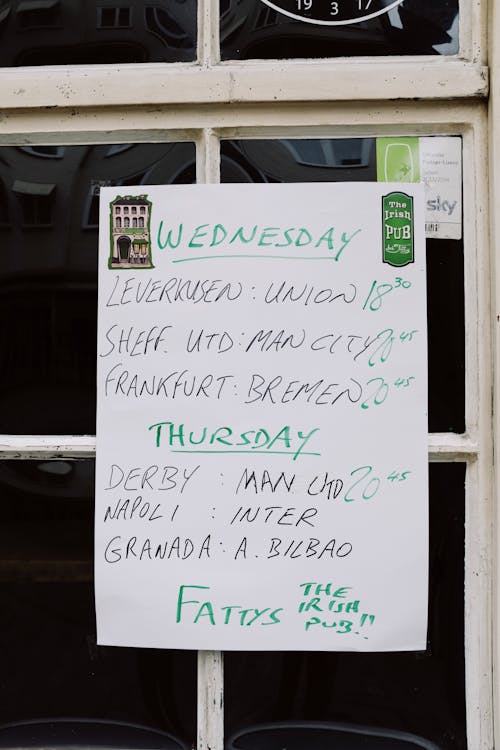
(220, 138, 465, 433)
(0, 141, 196, 434)
(224, 463, 466, 750)
(0, 0, 196, 66)
(220, 0, 459, 60)
(0, 458, 196, 746)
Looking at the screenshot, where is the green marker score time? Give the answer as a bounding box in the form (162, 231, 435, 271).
(257, 0, 404, 25)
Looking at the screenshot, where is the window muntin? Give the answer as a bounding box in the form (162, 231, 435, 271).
(0, 0, 197, 66)
(0, 141, 195, 435)
(220, 0, 459, 60)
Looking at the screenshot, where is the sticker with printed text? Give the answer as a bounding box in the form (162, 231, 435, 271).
(377, 136, 462, 240)
(382, 192, 414, 267)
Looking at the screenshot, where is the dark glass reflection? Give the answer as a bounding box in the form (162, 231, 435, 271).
(224, 463, 466, 750)
(220, 0, 458, 60)
(0, 459, 196, 745)
(221, 138, 465, 433)
(0, 141, 195, 434)
(0, 0, 196, 66)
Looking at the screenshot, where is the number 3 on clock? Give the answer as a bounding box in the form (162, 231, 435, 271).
(330, 1, 338, 14)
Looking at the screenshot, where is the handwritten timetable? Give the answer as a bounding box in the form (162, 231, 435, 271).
(95, 182, 428, 651)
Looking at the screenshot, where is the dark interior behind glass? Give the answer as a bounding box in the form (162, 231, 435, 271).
(0, 458, 196, 747)
(220, 0, 459, 60)
(224, 463, 467, 750)
(0, 142, 196, 434)
(0, 0, 196, 66)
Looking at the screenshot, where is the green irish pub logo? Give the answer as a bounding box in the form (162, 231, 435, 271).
(109, 195, 153, 269)
(382, 192, 414, 268)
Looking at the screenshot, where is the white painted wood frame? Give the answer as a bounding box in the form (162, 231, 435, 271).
(0, 0, 492, 748)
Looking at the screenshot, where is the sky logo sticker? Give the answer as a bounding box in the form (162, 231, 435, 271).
(382, 192, 414, 268)
(427, 195, 458, 216)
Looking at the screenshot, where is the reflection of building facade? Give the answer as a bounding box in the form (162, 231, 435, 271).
(0, 0, 196, 65)
(0, 0, 460, 65)
(0, 142, 194, 434)
(110, 195, 152, 268)
(219, 0, 459, 58)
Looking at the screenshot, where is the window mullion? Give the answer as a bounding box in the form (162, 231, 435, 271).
(198, 0, 220, 66)
(197, 129, 220, 184)
(196, 126, 224, 750)
(197, 651, 224, 750)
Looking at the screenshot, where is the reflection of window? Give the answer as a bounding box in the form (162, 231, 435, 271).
(83, 195, 99, 229)
(220, 0, 231, 17)
(115, 206, 121, 214)
(138, 216, 144, 227)
(145, 7, 192, 49)
(123, 206, 129, 213)
(13, 180, 55, 226)
(0, 179, 9, 225)
(132, 217, 137, 227)
(131, 206, 137, 214)
(105, 144, 133, 158)
(122, 171, 147, 186)
(19, 145, 65, 159)
(283, 139, 372, 168)
(124, 216, 130, 227)
(254, 4, 278, 30)
(140, 206, 145, 214)
(97, 7, 131, 28)
(116, 216, 122, 228)
(90, 179, 112, 197)
(17, 0, 61, 29)
(0, 2, 11, 26)
(17, 194, 53, 226)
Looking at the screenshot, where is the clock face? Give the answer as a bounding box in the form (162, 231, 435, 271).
(257, 0, 405, 26)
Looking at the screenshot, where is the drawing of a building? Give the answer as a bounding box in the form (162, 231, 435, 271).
(109, 195, 153, 269)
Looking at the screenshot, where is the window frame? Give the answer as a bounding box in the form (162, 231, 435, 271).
(0, 0, 489, 109)
(0, 1, 493, 749)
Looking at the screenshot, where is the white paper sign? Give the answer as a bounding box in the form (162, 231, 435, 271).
(95, 183, 428, 652)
